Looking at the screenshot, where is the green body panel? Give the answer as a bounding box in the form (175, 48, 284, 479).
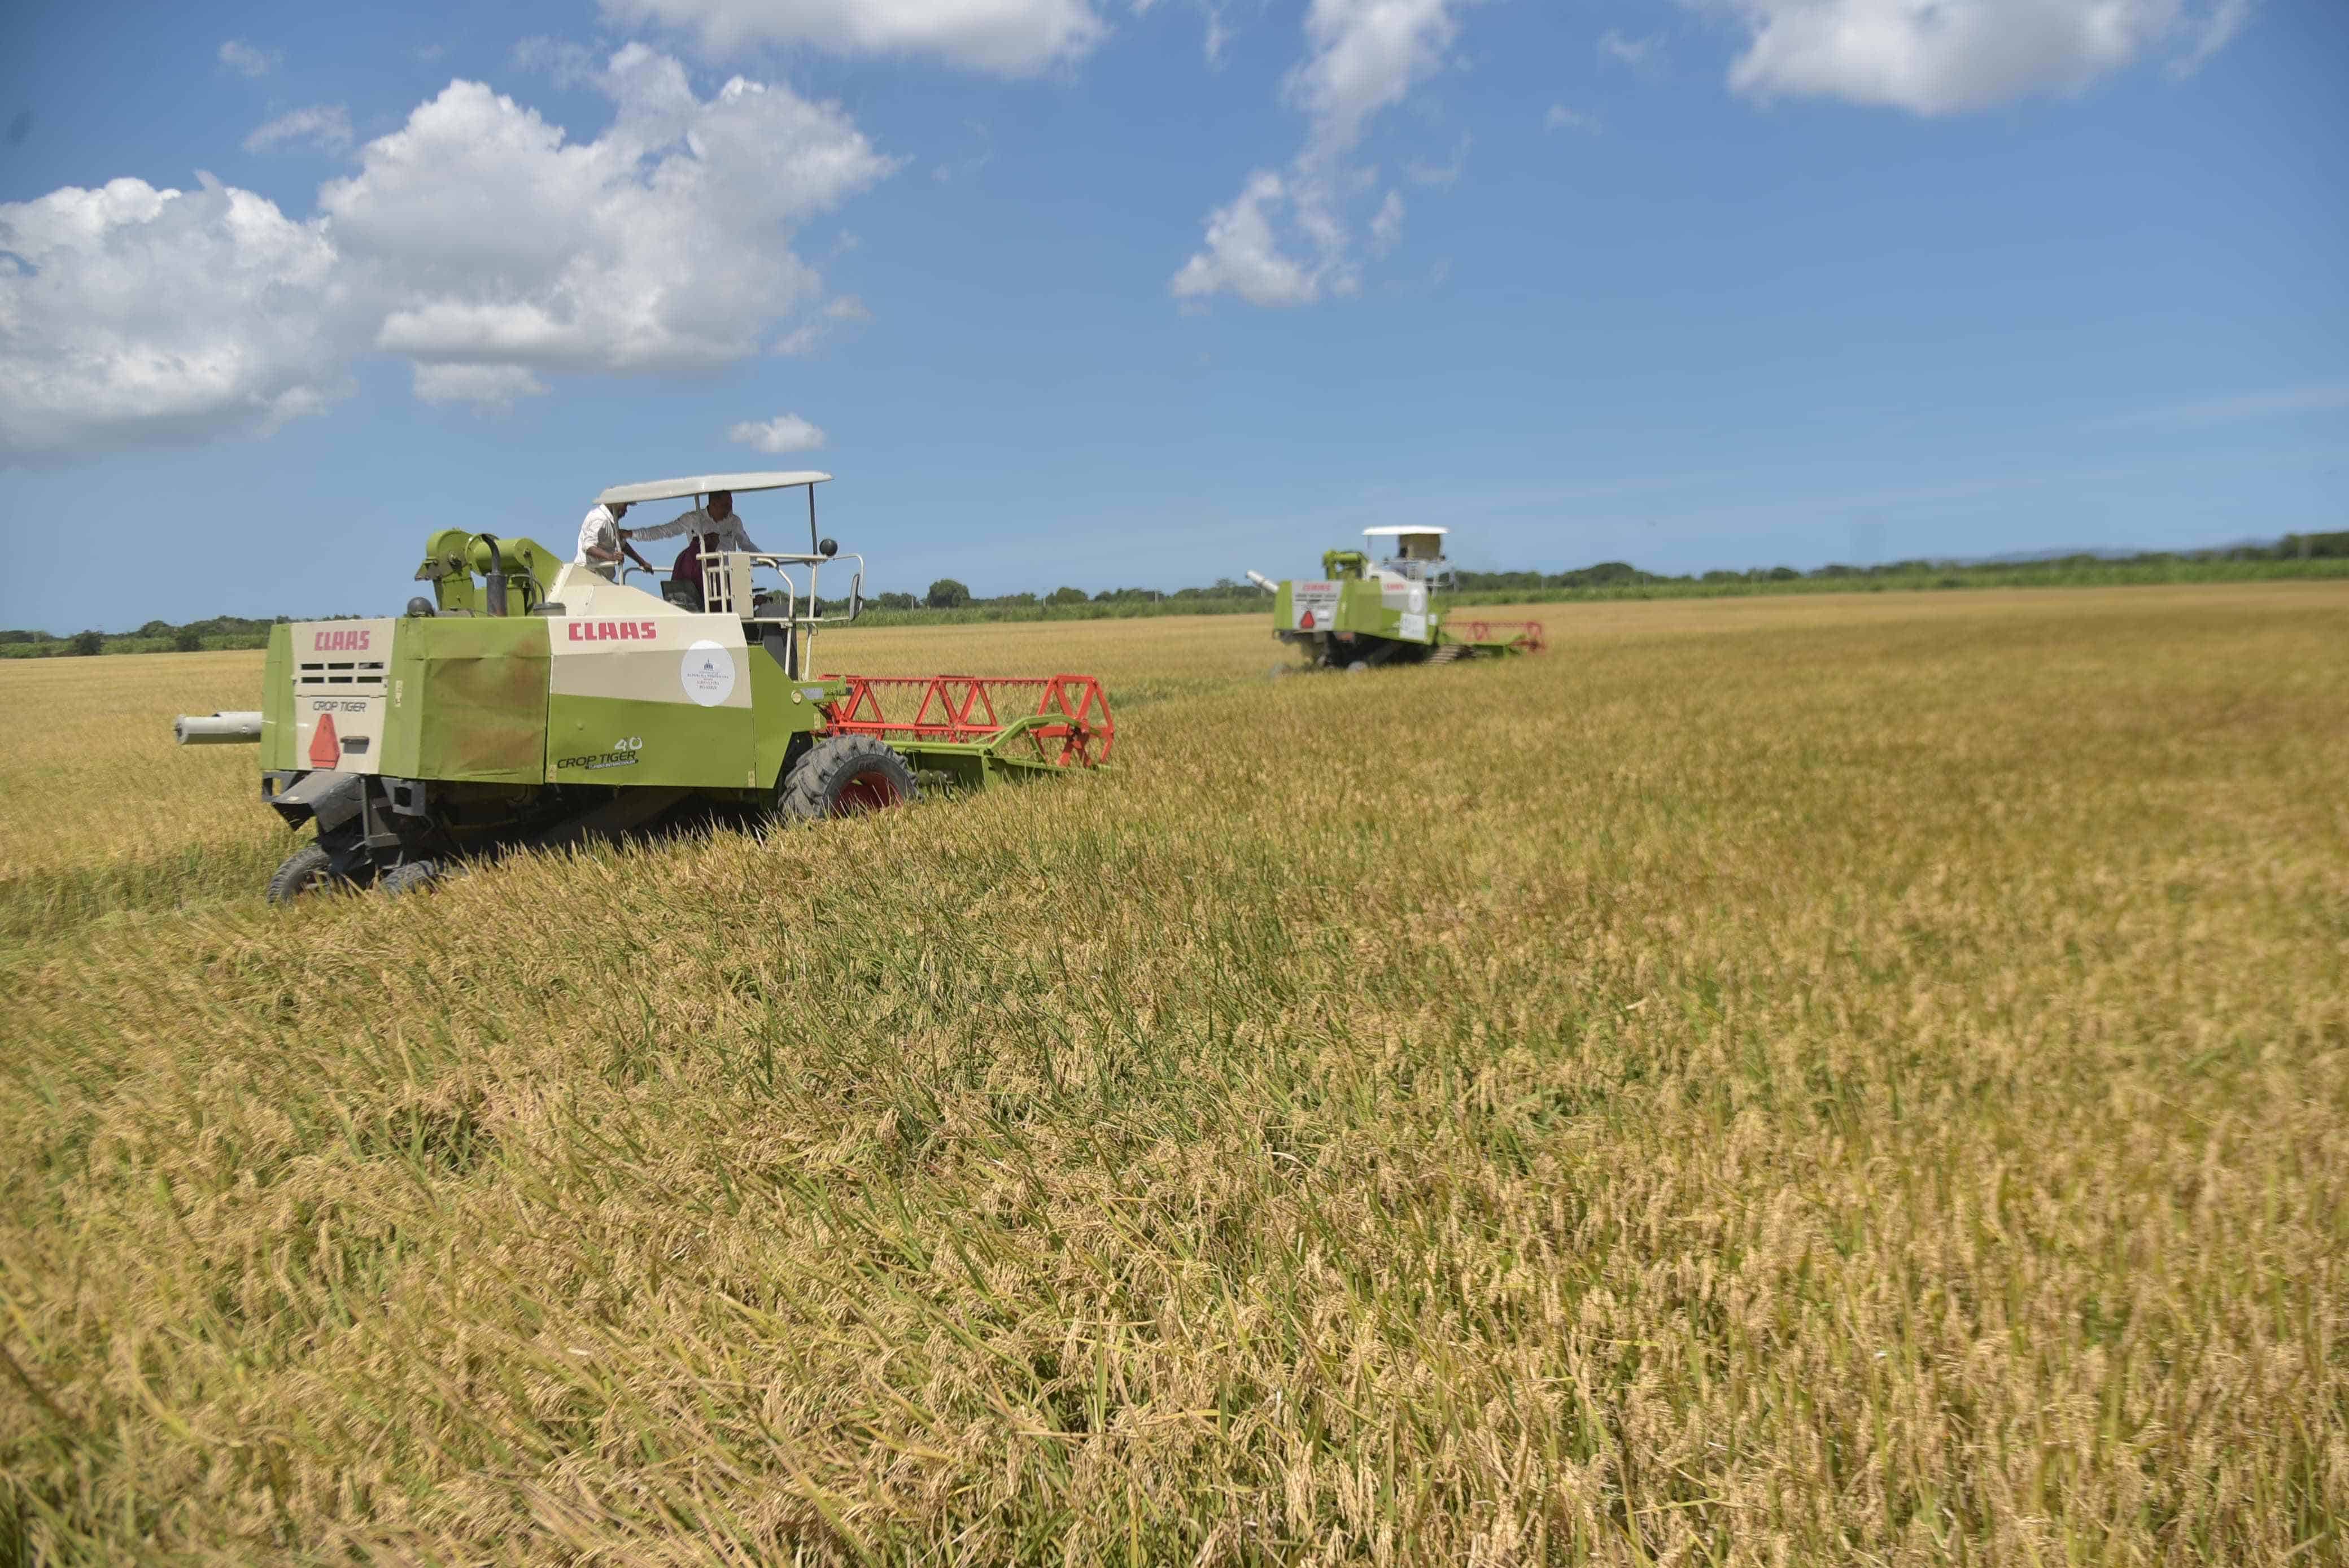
(745, 652, 837, 790)
(260, 627, 296, 770)
(1273, 577, 1434, 644)
(1334, 578, 1423, 641)
(390, 618, 551, 783)
(547, 692, 753, 789)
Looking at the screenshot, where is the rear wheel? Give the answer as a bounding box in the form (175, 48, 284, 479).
(779, 735, 919, 822)
(265, 842, 339, 905)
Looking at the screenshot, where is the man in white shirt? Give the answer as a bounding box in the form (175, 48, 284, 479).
(574, 500, 654, 582)
(628, 490, 761, 609)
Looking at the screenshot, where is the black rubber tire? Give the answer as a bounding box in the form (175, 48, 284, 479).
(778, 735, 919, 822)
(265, 842, 337, 905)
(380, 860, 440, 897)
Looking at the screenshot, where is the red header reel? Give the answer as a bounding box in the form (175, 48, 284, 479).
(820, 674, 1116, 767)
(1451, 619, 1547, 653)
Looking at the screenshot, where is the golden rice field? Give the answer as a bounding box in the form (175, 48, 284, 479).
(2, 583, 2344, 1565)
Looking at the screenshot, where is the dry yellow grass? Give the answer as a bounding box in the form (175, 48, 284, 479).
(3, 583, 2345, 1565)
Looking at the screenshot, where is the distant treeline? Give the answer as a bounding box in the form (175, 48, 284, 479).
(8, 534, 2345, 652)
(1444, 531, 2349, 597)
(839, 534, 2349, 626)
(0, 614, 364, 659)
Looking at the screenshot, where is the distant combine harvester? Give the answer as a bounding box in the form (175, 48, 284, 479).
(1249, 527, 1545, 672)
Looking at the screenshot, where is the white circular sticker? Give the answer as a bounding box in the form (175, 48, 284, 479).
(680, 640, 736, 706)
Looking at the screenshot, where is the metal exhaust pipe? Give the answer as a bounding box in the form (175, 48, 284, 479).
(479, 532, 509, 617)
(175, 712, 264, 745)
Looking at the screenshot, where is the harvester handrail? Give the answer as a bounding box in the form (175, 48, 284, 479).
(701, 549, 865, 626)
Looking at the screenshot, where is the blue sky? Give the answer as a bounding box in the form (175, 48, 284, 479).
(2, 0, 2343, 629)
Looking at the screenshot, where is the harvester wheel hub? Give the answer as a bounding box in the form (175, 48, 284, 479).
(835, 768, 905, 814)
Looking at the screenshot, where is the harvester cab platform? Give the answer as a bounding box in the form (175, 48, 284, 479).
(178, 471, 1115, 903)
(1254, 526, 1545, 671)
(575, 470, 862, 676)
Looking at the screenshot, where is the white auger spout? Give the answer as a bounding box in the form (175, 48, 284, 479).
(174, 712, 264, 745)
(1245, 570, 1278, 593)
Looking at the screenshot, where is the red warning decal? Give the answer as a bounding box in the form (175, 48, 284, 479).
(309, 711, 341, 768)
(1299, 610, 1316, 629)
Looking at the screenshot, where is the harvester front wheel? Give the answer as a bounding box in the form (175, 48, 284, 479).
(380, 859, 442, 897)
(265, 842, 341, 905)
(779, 736, 919, 822)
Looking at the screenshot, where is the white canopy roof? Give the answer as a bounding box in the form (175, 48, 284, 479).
(1363, 525, 1447, 537)
(595, 471, 831, 506)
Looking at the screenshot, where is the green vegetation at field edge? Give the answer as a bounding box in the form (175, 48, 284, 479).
(0, 613, 365, 659)
(10, 534, 2346, 650)
(837, 550, 2349, 628)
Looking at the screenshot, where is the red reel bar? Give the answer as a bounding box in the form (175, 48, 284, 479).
(820, 674, 1116, 767)
(1453, 619, 1547, 653)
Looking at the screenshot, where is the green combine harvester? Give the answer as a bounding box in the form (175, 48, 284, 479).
(1249, 526, 1545, 671)
(175, 472, 1114, 902)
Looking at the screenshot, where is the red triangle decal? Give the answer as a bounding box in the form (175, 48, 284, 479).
(309, 711, 342, 768)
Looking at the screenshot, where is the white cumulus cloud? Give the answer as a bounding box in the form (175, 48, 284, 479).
(325, 46, 896, 385)
(1172, 0, 1463, 308)
(242, 104, 354, 155)
(218, 40, 281, 77)
(0, 46, 897, 455)
(1405, 134, 1469, 187)
(772, 294, 875, 355)
(1714, 0, 2259, 116)
(412, 363, 548, 408)
(727, 412, 828, 452)
(598, 0, 1107, 75)
(1599, 29, 1663, 69)
(512, 36, 602, 87)
(2169, 0, 2254, 75)
(1171, 172, 1320, 308)
(0, 176, 352, 458)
